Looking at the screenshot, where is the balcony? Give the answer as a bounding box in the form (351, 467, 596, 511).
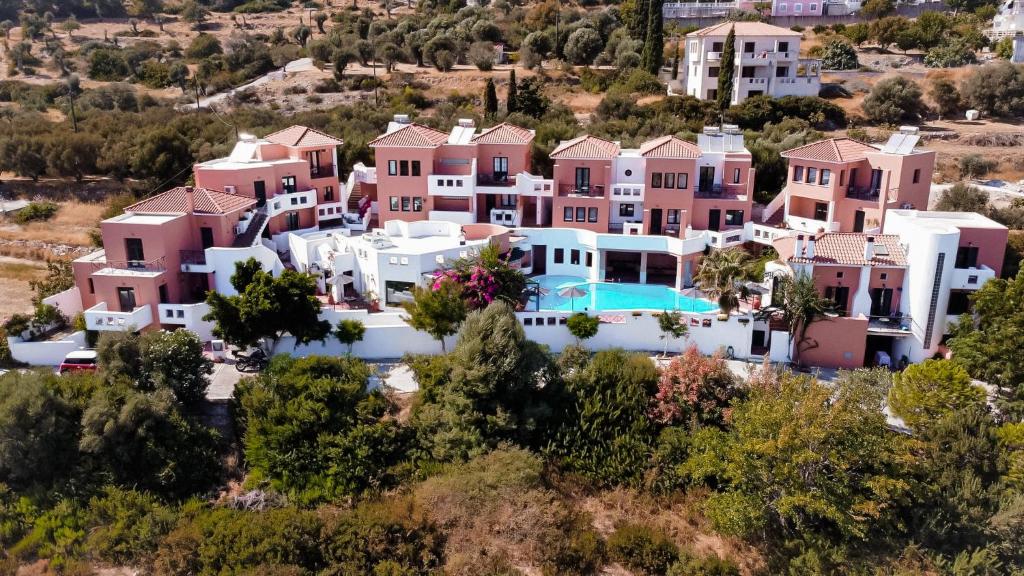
(951, 265, 996, 290)
(267, 189, 317, 217)
(740, 53, 772, 65)
(428, 174, 474, 197)
(309, 164, 336, 180)
(477, 173, 516, 187)
(866, 314, 915, 336)
(90, 256, 167, 276)
(845, 186, 881, 201)
(694, 184, 748, 200)
(179, 250, 215, 273)
(706, 51, 722, 61)
(741, 77, 768, 86)
(611, 183, 645, 201)
(157, 302, 211, 327)
(786, 214, 838, 234)
(490, 208, 520, 226)
(84, 302, 154, 332)
(558, 184, 606, 198)
(516, 174, 554, 197)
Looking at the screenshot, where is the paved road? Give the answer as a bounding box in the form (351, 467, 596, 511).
(181, 58, 316, 111)
(207, 361, 245, 401)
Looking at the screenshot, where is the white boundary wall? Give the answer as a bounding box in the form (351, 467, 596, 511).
(43, 287, 83, 318)
(8, 331, 88, 366)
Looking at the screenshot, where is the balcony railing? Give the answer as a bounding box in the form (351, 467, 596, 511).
(309, 164, 336, 179)
(91, 256, 167, 273)
(845, 186, 881, 200)
(180, 250, 207, 266)
(866, 314, 915, 335)
(694, 184, 747, 199)
(558, 184, 606, 197)
(477, 173, 516, 187)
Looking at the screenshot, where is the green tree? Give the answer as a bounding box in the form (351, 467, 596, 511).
(862, 0, 895, 18)
(670, 41, 680, 80)
(701, 370, 914, 543)
(565, 27, 604, 66)
(821, 39, 858, 70)
(204, 258, 330, 349)
(694, 248, 751, 315)
(291, 24, 311, 47)
(140, 329, 213, 405)
(629, 0, 650, 40)
(402, 280, 467, 352)
(567, 312, 600, 345)
(862, 75, 925, 124)
(29, 260, 73, 306)
(96, 330, 144, 385)
(640, 0, 664, 75)
(506, 69, 518, 113)
(410, 302, 554, 462)
(0, 372, 80, 490)
(929, 76, 962, 119)
(332, 48, 354, 80)
(0, 136, 48, 181)
(841, 22, 870, 46)
(657, 310, 688, 357)
(762, 272, 834, 366)
(334, 318, 365, 354)
(650, 346, 738, 428)
(185, 33, 221, 59)
(179, 0, 208, 30)
(131, 126, 192, 182)
(717, 26, 736, 110)
(960, 62, 1024, 118)
(934, 182, 988, 212)
(483, 78, 498, 117)
(889, 359, 987, 430)
(235, 355, 409, 502)
(550, 349, 660, 486)
(869, 16, 906, 49)
(515, 77, 550, 118)
(313, 11, 328, 34)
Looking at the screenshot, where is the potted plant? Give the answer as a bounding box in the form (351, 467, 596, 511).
(363, 289, 380, 312)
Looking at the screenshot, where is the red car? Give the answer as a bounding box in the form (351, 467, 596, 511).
(58, 350, 98, 374)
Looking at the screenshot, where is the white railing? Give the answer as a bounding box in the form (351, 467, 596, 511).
(747, 222, 789, 245)
(235, 210, 256, 235)
(84, 302, 154, 331)
(705, 228, 746, 249)
(611, 183, 645, 201)
(743, 77, 768, 85)
(428, 210, 474, 225)
(267, 189, 317, 218)
(786, 215, 838, 234)
(516, 173, 554, 197)
(428, 174, 474, 197)
(490, 208, 520, 226)
(317, 201, 345, 219)
(706, 51, 722, 60)
(950, 265, 996, 290)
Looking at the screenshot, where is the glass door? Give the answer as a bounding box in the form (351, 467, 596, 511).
(575, 167, 590, 194)
(493, 157, 509, 183)
(698, 166, 715, 192)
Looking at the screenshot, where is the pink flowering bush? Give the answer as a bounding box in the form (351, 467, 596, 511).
(650, 346, 739, 428)
(430, 245, 525, 311)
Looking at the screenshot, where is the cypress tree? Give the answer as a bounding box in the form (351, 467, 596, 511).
(717, 25, 736, 110)
(506, 69, 519, 114)
(484, 78, 498, 117)
(640, 0, 664, 75)
(671, 41, 680, 80)
(630, 0, 649, 41)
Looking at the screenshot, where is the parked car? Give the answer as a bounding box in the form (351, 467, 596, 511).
(57, 350, 98, 374)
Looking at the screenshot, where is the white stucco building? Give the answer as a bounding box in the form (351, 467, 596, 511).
(684, 22, 821, 105)
(989, 0, 1024, 38)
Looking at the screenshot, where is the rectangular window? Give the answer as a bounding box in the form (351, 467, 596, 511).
(401, 197, 410, 212)
(955, 246, 980, 269)
(412, 197, 423, 212)
(399, 160, 409, 176)
(793, 166, 804, 182)
(913, 168, 921, 184)
(743, 41, 755, 53)
(677, 173, 688, 189)
(820, 169, 831, 185)
(732, 168, 741, 184)
(588, 207, 598, 222)
(806, 167, 817, 184)
(324, 186, 334, 201)
(778, 41, 789, 52)
(563, 207, 573, 221)
(554, 248, 564, 263)
(619, 204, 635, 217)
(725, 210, 744, 226)
(667, 209, 680, 225)
(411, 161, 421, 176)
(87, 278, 94, 294)
(286, 212, 300, 231)
(388, 160, 397, 176)
(389, 197, 399, 211)
(282, 175, 297, 194)
(664, 173, 675, 189)
(570, 249, 580, 265)
(741, 66, 756, 78)
(116, 287, 136, 312)
(576, 207, 586, 222)
(708, 66, 720, 78)
(651, 172, 663, 188)
(776, 66, 789, 77)
(839, 170, 846, 186)
(125, 238, 145, 267)
(586, 252, 593, 267)
(947, 291, 972, 315)
(712, 41, 723, 52)
(814, 202, 828, 221)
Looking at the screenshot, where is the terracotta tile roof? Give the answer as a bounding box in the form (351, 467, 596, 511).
(126, 187, 256, 215)
(370, 123, 449, 148)
(550, 135, 620, 159)
(790, 233, 907, 267)
(471, 123, 534, 145)
(781, 138, 877, 163)
(264, 125, 344, 147)
(688, 21, 802, 37)
(640, 135, 701, 159)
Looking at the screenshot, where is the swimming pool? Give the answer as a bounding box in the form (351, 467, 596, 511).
(530, 275, 718, 313)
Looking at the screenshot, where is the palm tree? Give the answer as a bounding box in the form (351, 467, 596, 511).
(694, 248, 752, 317)
(760, 273, 835, 366)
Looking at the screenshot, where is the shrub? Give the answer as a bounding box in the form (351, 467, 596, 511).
(821, 40, 858, 70)
(313, 78, 341, 93)
(862, 76, 924, 124)
(84, 487, 177, 565)
(668, 552, 741, 576)
(888, 359, 987, 430)
(924, 42, 977, 68)
(959, 154, 997, 179)
(88, 49, 129, 81)
(13, 201, 58, 224)
(960, 61, 1024, 117)
(608, 523, 679, 575)
(186, 33, 222, 60)
(566, 312, 600, 344)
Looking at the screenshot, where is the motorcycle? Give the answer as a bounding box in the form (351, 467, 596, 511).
(234, 348, 268, 373)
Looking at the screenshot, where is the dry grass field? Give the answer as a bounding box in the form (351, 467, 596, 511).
(0, 257, 48, 319)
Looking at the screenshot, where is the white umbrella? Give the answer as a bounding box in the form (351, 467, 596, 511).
(558, 285, 588, 311)
(327, 273, 354, 285)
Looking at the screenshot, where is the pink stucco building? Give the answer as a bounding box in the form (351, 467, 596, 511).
(771, 131, 937, 235)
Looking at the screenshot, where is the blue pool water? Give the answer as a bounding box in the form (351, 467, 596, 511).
(531, 275, 718, 313)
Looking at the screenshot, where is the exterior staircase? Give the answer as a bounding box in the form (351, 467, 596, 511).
(232, 210, 269, 248)
(347, 180, 364, 213)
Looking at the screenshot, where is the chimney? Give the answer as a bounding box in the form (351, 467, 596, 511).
(806, 235, 816, 259)
(864, 236, 875, 261)
(185, 186, 196, 213)
(794, 234, 804, 258)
